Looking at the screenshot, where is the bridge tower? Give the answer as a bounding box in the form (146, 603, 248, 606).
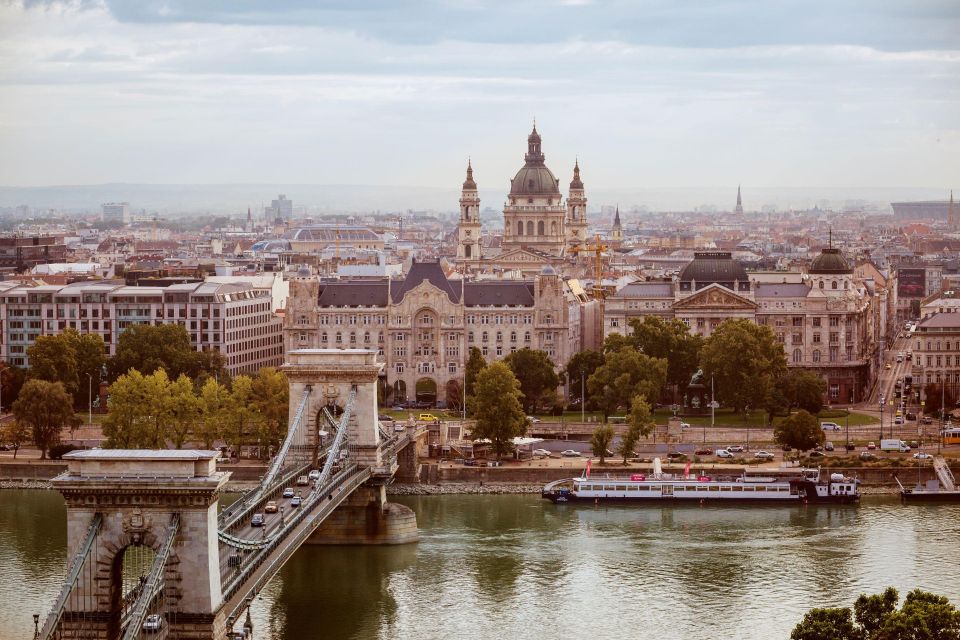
(49, 450, 229, 639)
(282, 348, 418, 545)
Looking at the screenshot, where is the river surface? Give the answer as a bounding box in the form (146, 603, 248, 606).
(3, 490, 960, 639)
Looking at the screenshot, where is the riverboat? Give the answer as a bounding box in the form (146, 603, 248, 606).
(541, 459, 859, 504)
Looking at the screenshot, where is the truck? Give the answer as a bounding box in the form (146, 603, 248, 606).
(880, 439, 911, 453)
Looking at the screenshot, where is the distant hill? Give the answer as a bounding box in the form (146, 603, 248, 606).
(0, 183, 949, 216)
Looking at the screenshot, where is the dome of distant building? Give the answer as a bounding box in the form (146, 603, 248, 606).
(541, 265, 556, 275)
(809, 247, 852, 274)
(297, 265, 311, 277)
(509, 124, 561, 197)
(679, 252, 750, 292)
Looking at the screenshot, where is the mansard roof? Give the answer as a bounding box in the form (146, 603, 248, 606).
(390, 260, 461, 304)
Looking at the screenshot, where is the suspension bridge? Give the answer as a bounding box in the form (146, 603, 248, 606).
(36, 349, 425, 640)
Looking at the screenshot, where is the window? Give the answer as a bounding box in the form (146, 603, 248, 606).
(496, 346, 503, 356)
(335, 332, 342, 343)
(832, 281, 838, 290)
(395, 362, 404, 374)
(482, 331, 489, 342)
(537, 221, 545, 235)
(813, 317, 821, 327)
(830, 384, 840, 399)
(448, 362, 457, 373)
(813, 349, 821, 362)
(792, 349, 802, 363)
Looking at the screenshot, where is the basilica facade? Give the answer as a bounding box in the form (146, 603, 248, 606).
(456, 125, 589, 274)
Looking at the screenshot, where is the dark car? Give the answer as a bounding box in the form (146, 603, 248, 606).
(781, 445, 792, 452)
(694, 448, 713, 456)
(808, 451, 825, 459)
(906, 412, 917, 421)
(378, 414, 394, 422)
(251, 513, 265, 527)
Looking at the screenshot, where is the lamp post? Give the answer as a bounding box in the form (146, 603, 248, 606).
(581, 373, 585, 424)
(87, 373, 93, 427)
(879, 396, 885, 442)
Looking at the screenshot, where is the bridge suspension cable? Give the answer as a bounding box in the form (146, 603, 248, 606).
(39, 513, 102, 640)
(121, 513, 180, 640)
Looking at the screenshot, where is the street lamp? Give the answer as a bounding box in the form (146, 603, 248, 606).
(879, 395, 885, 442)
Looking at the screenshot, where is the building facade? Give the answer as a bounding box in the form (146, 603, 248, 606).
(912, 312, 960, 400)
(284, 260, 589, 406)
(0, 281, 283, 376)
(101, 202, 130, 224)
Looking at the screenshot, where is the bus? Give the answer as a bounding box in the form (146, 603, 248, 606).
(942, 427, 960, 446)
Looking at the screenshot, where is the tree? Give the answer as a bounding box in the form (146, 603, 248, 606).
(923, 383, 956, 419)
(565, 349, 604, 406)
(471, 362, 526, 460)
(445, 379, 463, 412)
(103, 369, 174, 448)
(591, 424, 614, 464)
(629, 316, 704, 399)
(621, 394, 655, 464)
(792, 588, 960, 640)
(0, 363, 26, 413)
(464, 347, 486, 402)
(587, 348, 668, 421)
(11, 379, 75, 459)
(503, 348, 559, 413)
(65, 331, 107, 408)
(773, 410, 824, 452)
(223, 375, 260, 458)
(700, 319, 788, 413)
(251, 368, 289, 457)
(1, 419, 30, 459)
(110, 323, 223, 382)
(27, 334, 80, 398)
(783, 369, 827, 415)
(197, 377, 228, 449)
(166, 374, 200, 449)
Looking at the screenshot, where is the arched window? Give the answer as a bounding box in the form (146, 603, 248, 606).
(527, 221, 534, 235)
(517, 221, 523, 236)
(819, 281, 824, 289)
(793, 349, 802, 363)
(465, 244, 471, 258)
(813, 349, 821, 362)
(832, 281, 838, 290)
(538, 221, 545, 235)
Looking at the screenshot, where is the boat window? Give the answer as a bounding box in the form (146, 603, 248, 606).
(616, 485, 627, 492)
(732, 486, 742, 491)
(709, 486, 720, 491)
(720, 486, 732, 491)
(742, 486, 754, 492)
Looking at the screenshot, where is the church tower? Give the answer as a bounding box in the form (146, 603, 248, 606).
(949, 190, 957, 230)
(734, 185, 744, 216)
(611, 206, 623, 242)
(565, 159, 588, 252)
(457, 160, 482, 261)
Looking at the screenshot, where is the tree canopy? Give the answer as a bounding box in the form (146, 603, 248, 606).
(700, 319, 788, 413)
(587, 348, 668, 420)
(464, 346, 486, 403)
(628, 316, 704, 397)
(503, 348, 559, 413)
(12, 379, 76, 459)
(565, 349, 604, 407)
(470, 361, 527, 459)
(109, 323, 225, 382)
(923, 382, 956, 418)
(590, 424, 614, 464)
(783, 369, 827, 415)
(792, 587, 960, 640)
(26, 330, 107, 407)
(773, 409, 824, 452)
(622, 394, 656, 463)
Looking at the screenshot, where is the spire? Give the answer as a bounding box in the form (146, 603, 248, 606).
(613, 206, 621, 227)
(462, 158, 477, 190)
(829, 226, 833, 249)
(570, 158, 584, 190)
(734, 184, 744, 215)
(525, 122, 544, 166)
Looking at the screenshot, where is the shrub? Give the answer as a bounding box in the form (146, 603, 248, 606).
(48, 443, 85, 460)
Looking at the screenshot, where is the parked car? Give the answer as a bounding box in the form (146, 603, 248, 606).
(808, 451, 825, 459)
(914, 452, 933, 460)
(845, 444, 856, 451)
(143, 614, 163, 633)
(860, 452, 878, 461)
(695, 448, 714, 456)
(526, 416, 542, 423)
(251, 513, 265, 527)
(391, 405, 405, 411)
(781, 445, 793, 452)
(290, 496, 302, 507)
(867, 442, 877, 450)
(532, 448, 551, 457)
(264, 501, 278, 514)
(906, 412, 917, 421)
(728, 445, 744, 453)
(418, 413, 438, 422)
(754, 450, 775, 460)
(715, 449, 734, 458)
(378, 414, 394, 422)
(821, 422, 841, 431)
(824, 442, 835, 452)
(920, 416, 934, 425)
(463, 458, 478, 466)
(282, 487, 295, 499)
(679, 422, 691, 430)
(561, 449, 581, 457)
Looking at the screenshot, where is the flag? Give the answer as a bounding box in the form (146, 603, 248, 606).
(683, 461, 692, 477)
(585, 458, 592, 478)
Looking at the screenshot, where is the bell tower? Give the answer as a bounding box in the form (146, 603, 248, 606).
(566, 159, 588, 253)
(457, 159, 482, 262)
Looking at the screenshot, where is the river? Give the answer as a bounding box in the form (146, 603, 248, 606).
(3, 490, 959, 639)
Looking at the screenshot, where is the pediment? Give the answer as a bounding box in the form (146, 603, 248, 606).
(673, 284, 757, 310)
(493, 248, 551, 264)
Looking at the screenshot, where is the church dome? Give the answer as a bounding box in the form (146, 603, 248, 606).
(509, 124, 561, 197)
(679, 252, 750, 292)
(809, 248, 851, 274)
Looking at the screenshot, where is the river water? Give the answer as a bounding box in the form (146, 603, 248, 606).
(3, 490, 960, 640)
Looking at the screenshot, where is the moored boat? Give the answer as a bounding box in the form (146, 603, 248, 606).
(541, 458, 859, 505)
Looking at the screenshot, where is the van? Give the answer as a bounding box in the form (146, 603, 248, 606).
(715, 449, 734, 458)
(824, 441, 835, 452)
(820, 422, 841, 431)
(880, 439, 910, 453)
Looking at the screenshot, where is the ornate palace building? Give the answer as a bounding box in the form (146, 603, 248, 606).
(604, 247, 885, 404)
(456, 125, 589, 275)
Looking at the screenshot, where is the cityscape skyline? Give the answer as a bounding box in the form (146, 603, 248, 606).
(1, 1, 958, 189)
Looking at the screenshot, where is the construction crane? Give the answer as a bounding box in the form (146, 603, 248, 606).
(570, 233, 609, 300)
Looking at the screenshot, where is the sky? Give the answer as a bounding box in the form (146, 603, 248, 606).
(0, 0, 958, 194)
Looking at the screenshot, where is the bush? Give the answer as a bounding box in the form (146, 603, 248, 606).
(48, 444, 85, 460)
(818, 409, 851, 419)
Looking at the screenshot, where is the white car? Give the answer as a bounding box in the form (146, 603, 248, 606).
(680, 422, 691, 430)
(308, 469, 321, 481)
(914, 452, 933, 460)
(526, 416, 542, 423)
(715, 449, 734, 458)
(560, 449, 581, 457)
(532, 448, 551, 457)
(820, 422, 841, 431)
(754, 450, 775, 460)
(143, 614, 163, 633)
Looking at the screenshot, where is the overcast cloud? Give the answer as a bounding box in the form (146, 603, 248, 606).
(0, 0, 958, 193)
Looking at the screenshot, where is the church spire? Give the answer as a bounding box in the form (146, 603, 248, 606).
(950, 190, 957, 229)
(462, 158, 477, 190)
(570, 158, 584, 190)
(525, 122, 544, 166)
(734, 184, 744, 215)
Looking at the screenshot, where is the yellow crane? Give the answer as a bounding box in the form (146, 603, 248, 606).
(570, 233, 609, 300)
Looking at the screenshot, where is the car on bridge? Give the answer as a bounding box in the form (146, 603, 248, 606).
(308, 470, 321, 481)
(282, 487, 295, 499)
(290, 495, 303, 507)
(264, 501, 278, 514)
(143, 613, 163, 633)
(251, 513, 265, 527)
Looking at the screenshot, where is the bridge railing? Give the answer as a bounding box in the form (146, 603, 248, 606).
(121, 513, 180, 640)
(40, 513, 103, 640)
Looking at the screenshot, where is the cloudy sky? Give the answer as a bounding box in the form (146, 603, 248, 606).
(1, 0, 958, 193)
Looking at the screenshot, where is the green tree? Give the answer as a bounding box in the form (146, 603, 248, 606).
(773, 410, 824, 452)
(464, 347, 486, 402)
(791, 608, 859, 640)
(65, 331, 107, 408)
(591, 424, 614, 464)
(109, 323, 224, 382)
(565, 349, 604, 407)
(167, 374, 200, 449)
(602, 333, 635, 354)
(223, 375, 260, 458)
(251, 367, 289, 457)
(103, 369, 175, 448)
(503, 348, 560, 413)
(621, 394, 656, 463)
(587, 348, 668, 421)
(197, 377, 229, 449)
(471, 362, 526, 460)
(629, 316, 704, 398)
(11, 379, 75, 459)
(1, 419, 30, 459)
(700, 319, 788, 413)
(0, 363, 27, 413)
(783, 369, 827, 415)
(923, 382, 956, 419)
(855, 587, 901, 639)
(27, 334, 80, 398)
